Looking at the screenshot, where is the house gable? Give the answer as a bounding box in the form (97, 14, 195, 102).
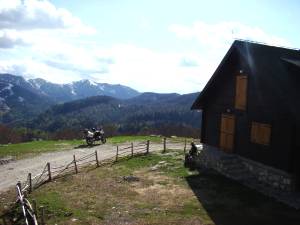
(192, 40, 300, 173)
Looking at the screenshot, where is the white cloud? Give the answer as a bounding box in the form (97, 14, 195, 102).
(0, 59, 83, 82)
(180, 57, 199, 67)
(168, 21, 291, 92)
(169, 21, 289, 49)
(0, 15, 291, 94)
(0, 29, 30, 48)
(0, 0, 95, 49)
(0, 0, 95, 33)
(90, 44, 204, 93)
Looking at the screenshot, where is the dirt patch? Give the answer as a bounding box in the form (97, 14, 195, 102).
(0, 142, 183, 193)
(132, 170, 195, 210)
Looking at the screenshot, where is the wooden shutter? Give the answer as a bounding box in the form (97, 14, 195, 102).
(220, 114, 235, 152)
(251, 122, 271, 146)
(235, 75, 247, 110)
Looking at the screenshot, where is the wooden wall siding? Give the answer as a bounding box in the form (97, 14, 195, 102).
(235, 75, 247, 110)
(220, 114, 235, 152)
(251, 122, 271, 146)
(196, 41, 300, 174)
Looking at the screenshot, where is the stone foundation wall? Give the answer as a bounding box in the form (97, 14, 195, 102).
(242, 158, 295, 191)
(196, 144, 295, 192)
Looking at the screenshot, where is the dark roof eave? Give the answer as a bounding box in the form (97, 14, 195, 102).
(190, 41, 238, 110)
(191, 97, 203, 110)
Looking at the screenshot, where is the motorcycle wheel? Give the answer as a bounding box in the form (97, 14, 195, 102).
(101, 137, 106, 144)
(86, 138, 94, 146)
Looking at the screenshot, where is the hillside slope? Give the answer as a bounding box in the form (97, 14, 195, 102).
(0, 77, 55, 125)
(0, 73, 140, 124)
(30, 93, 201, 136)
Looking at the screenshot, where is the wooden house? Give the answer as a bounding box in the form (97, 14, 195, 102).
(192, 40, 300, 191)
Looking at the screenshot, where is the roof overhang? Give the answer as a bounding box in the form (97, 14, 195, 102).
(191, 41, 237, 110)
(281, 57, 300, 68)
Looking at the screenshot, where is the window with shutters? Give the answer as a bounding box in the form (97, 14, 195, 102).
(251, 122, 271, 146)
(235, 75, 247, 110)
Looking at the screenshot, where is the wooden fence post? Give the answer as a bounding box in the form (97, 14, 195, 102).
(73, 155, 78, 174)
(32, 199, 37, 219)
(17, 181, 21, 191)
(146, 140, 150, 154)
(116, 145, 119, 162)
(95, 150, 99, 167)
(47, 163, 51, 181)
(163, 137, 166, 153)
(131, 143, 134, 157)
(40, 206, 45, 225)
(184, 139, 187, 154)
(28, 173, 32, 193)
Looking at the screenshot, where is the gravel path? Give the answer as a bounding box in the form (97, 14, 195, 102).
(0, 142, 185, 193)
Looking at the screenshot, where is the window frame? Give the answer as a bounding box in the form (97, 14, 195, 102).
(235, 75, 248, 110)
(250, 122, 271, 146)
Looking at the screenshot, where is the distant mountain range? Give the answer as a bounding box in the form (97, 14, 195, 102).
(0, 73, 139, 102)
(0, 73, 139, 124)
(27, 77, 140, 102)
(0, 73, 201, 137)
(30, 92, 201, 136)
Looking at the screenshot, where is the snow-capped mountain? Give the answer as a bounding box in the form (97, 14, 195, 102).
(0, 73, 140, 124)
(28, 77, 140, 102)
(0, 75, 54, 125)
(0, 73, 140, 103)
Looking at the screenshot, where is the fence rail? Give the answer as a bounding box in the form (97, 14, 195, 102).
(8, 137, 196, 225)
(16, 182, 38, 225)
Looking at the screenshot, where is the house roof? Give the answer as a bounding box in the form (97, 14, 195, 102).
(281, 57, 300, 68)
(191, 40, 300, 110)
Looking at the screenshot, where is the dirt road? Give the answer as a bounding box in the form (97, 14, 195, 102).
(0, 142, 185, 193)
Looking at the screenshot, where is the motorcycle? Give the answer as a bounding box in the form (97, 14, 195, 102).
(83, 128, 107, 146)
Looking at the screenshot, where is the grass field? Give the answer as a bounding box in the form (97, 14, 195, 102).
(0, 135, 163, 159)
(1, 149, 300, 225)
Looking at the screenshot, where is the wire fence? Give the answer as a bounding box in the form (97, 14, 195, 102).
(6, 137, 196, 225)
(162, 137, 200, 153)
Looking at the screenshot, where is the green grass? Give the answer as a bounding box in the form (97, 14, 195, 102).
(0, 135, 163, 159)
(107, 135, 162, 144)
(0, 140, 83, 159)
(1, 150, 300, 225)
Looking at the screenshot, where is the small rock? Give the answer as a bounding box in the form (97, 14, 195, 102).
(150, 165, 159, 171)
(123, 175, 140, 182)
(64, 212, 73, 217)
(71, 218, 78, 222)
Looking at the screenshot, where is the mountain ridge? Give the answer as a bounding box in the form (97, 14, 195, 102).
(30, 92, 201, 135)
(0, 73, 201, 137)
(0, 73, 141, 124)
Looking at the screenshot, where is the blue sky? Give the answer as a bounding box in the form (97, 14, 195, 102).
(0, 0, 299, 93)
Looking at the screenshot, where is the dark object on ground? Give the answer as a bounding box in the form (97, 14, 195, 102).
(0, 156, 14, 165)
(184, 142, 199, 170)
(83, 127, 106, 146)
(123, 175, 140, 182)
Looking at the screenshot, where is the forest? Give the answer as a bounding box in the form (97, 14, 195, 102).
(0, 93, 202, 144)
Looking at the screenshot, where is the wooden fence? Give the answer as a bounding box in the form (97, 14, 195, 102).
(4, 138, 199, 225)
(162, 137, 200, 153)
(8, 141, 149, 225)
